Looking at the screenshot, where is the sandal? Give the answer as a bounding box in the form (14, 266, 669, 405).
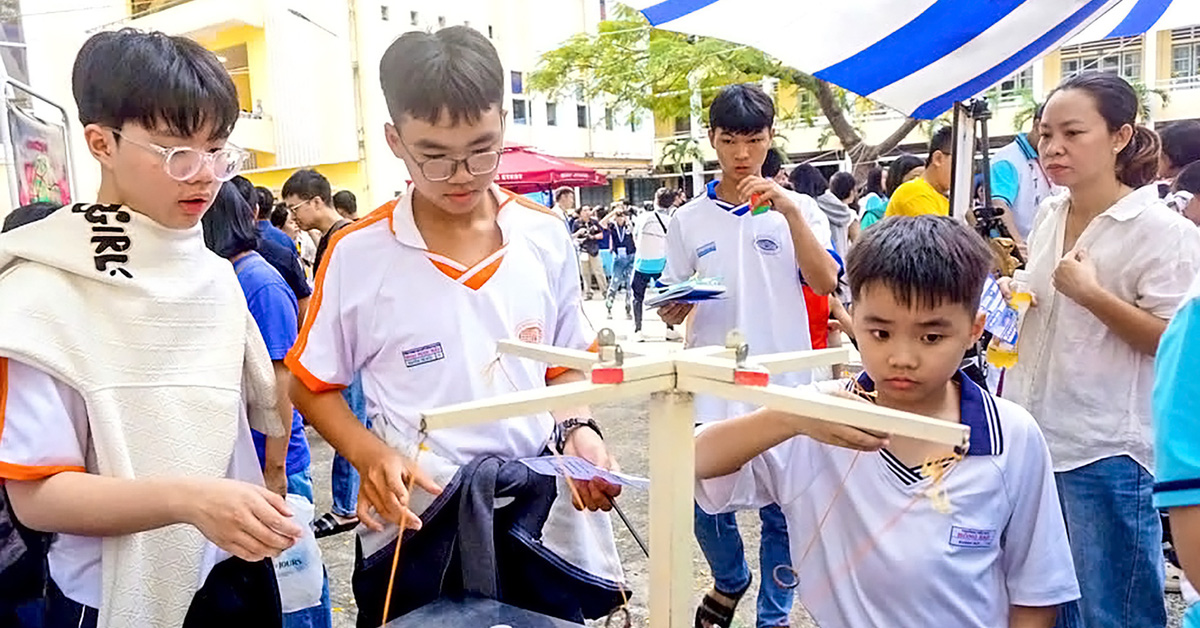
(312, 512, 358, 539)
(694, 574, 753, 628)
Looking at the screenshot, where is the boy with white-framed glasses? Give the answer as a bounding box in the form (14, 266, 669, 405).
(0, 28, 297, 628)
(287, 26, 626, 625)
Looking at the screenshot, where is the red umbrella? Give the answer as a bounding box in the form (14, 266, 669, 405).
(494, 145, 607, 194)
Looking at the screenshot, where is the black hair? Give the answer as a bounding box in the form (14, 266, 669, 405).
(864, 166, 885, 197)
(555, 188, 574, 202)
(380, 26, 503, 125)
(928, 126, 954, 164)
(333, 190, 357, 216)
(253, 186, 274, 220)
(1175, 161, 1200, 195)
(709, 84, 774, 135)
(761, 148, 786, 178)
(282, 168, 332, 205)
(655, 187, 677, 209)
(830, 172, 856, 201)
(73, 29, 238, 141)
(229, 175, 255, 205)
(202, 181, 260, 260)
(886, 154, 925, 197)
(1033, 101, 1046, 121)
(3, 202, 62, 232)
(1159, 120, 1200, 173)
(270, 203, 290, 229)
(1050, 71, 1160, 188)
(789, 164, 828, 198)
(848, 215, 993, 313)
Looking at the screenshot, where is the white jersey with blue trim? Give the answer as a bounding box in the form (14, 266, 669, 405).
(663, 179, 837, 423)
(696, 372, 1080, 627)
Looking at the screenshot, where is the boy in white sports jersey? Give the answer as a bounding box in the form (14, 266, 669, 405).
(658, 83, 840, 628)
(287, 26, 624, 626)
(695, 216, 1079, 628)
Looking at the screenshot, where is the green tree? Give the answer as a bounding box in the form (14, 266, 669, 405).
(528, 5, 921, 174)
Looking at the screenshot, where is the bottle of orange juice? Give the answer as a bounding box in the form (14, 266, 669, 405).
(986, 270, 1032, 369)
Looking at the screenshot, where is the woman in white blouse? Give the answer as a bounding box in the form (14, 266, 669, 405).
(1004, 72, 1200, 628)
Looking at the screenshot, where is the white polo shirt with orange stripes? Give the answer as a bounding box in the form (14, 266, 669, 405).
(286, 185, 595, 467)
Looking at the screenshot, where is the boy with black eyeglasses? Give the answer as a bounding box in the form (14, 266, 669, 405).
(0, 29, 298, 628)
(287, 26, 626, 626)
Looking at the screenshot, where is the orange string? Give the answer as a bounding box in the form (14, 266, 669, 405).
(795, 451, 861, 569)
(551, 454, 632, 616)
(380, 469, 420, 627)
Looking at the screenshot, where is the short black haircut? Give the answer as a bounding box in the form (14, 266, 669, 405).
(73, 29, 238, 141)
(555, 188, 574, 203)
(789, 163, 828, 198)
(380, 26, 504, 125)
(761, 148, 786, 179)
(1175, 161, 1200, 195)
(886, 154, 925, 197)
(928, 126, 954, 164)
(830, 171, 856, 201)
(3, 202, 63, 232)
(270, 203, 290, 229)
(1159, 120, 1200, 172)
(655, 187, 677, 209)
(254, 186, 275, 220)
(282, 169, 332, 205)
(202, 181, 260, 260)
(847, 215, 993, 313)
(333, 190, 357, 216)
(229, 175, 255, 205)
(709, 84, 774, 135)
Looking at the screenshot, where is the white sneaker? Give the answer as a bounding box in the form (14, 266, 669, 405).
(1166, 560, 1183, 594)
(634, 331, 646, 343)
(665, 328, 683, 342)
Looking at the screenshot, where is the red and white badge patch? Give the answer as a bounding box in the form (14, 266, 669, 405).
(515, 320, 545, 344)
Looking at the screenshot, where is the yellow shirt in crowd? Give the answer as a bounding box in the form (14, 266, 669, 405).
(885, 177, 950, 217)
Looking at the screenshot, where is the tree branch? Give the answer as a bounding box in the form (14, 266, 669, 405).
(871, 117, 922, 156)
(813, 79, 862, 151)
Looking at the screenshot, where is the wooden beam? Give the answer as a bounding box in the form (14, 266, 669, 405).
(423, 375, 676, 430)
(674, 355, 766, 384)
(648, 390, 695, 628)
(676, 376, 970, 448)
(751, 347, 852, 373)
(495, 339, 598, 370)
(605, 354, 680, 381)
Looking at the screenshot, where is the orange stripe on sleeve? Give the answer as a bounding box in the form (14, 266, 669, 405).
(0, 461, 87, 482)
(286, 200, 398, 392)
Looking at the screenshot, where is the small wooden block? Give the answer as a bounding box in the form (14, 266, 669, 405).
(592, 367, 625, 384)
(733, 369, 770, 387)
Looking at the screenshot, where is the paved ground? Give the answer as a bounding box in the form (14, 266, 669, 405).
(310, 297, 1186, 627)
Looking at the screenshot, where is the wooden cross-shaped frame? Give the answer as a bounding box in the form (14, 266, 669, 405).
(421, 330, 971, 628)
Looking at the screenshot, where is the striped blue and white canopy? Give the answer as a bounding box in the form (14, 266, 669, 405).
(622, 0, 1190, 119)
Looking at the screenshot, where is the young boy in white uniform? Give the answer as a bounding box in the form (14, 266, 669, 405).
(657, 83, 840, 628)
(0, 29, 299, 628)
(694, 216, 1079, 628)
(287, 26, 624, 626)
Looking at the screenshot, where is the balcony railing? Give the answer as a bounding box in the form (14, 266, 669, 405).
(1157, 75, 1200, 91)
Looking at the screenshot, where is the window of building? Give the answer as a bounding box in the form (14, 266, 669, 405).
(546, 102, 558, 126)
(511, 71, 523, 94)
(513, 99, 528, 125)
(410, 10, 419, 26)
(604, 107, 615, 131)
(0, 5, 29, 86)
(997, 66, 1033, 95)
(1170, 26, 1200, 82)
(577, 104, 589, 128)
(674, 116, 691, 135)
(1060, 36, 1143, 81)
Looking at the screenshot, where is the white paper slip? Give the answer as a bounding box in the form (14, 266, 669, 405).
(519, 456, 650, 490)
